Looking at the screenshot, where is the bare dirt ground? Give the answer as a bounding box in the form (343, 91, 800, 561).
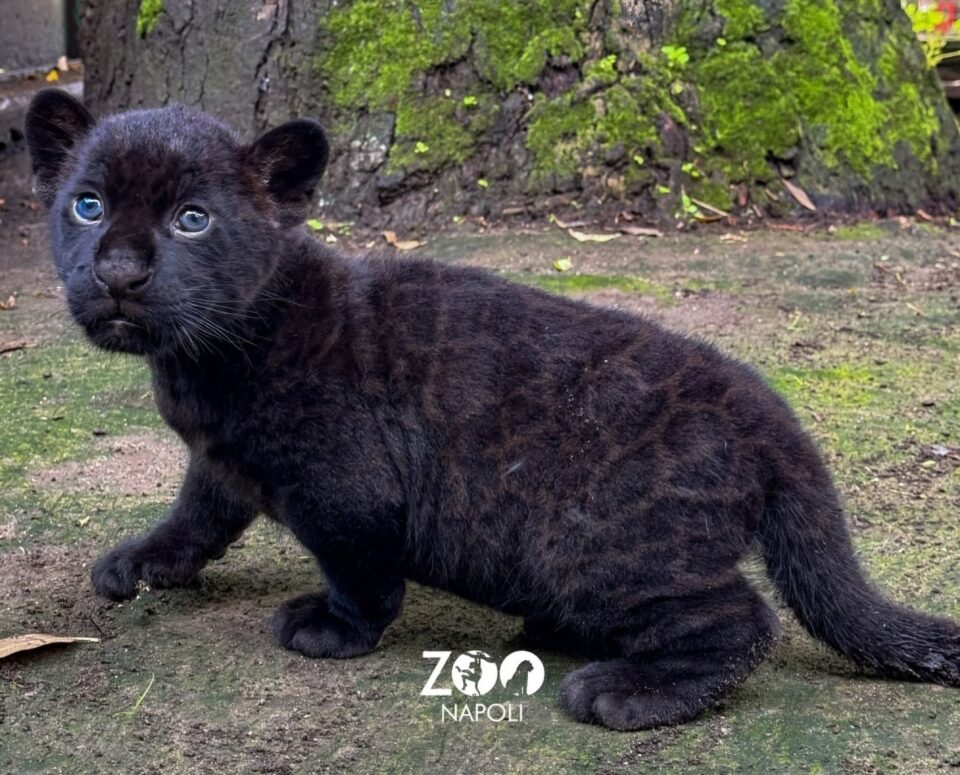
(1, 151, 958, 773)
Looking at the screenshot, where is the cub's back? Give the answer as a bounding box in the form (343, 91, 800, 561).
(281, 251, 784, 601)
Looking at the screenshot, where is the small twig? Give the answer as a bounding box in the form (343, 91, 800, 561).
(689, 196, 731, 218)
(86, 614, 105, 638)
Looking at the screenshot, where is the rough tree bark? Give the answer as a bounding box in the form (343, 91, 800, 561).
(79, 0, 960, 228)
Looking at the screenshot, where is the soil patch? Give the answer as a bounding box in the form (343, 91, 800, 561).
(583, 288, 743, 333)
(30, 431, 186, 500)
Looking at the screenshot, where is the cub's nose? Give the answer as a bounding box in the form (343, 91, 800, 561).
(93, 251, 153, 299)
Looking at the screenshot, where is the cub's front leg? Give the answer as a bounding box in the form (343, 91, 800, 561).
(272, 502, 406, 659)
(91, 458, 256, 600)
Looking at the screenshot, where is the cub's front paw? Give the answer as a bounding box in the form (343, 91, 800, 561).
(91, 537, 200, 601)
(271, 592, 381, 659)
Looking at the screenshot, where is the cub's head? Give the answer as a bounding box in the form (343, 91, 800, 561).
(25, 89, 328, 355)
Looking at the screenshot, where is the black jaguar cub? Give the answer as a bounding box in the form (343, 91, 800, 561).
(26, 89, 960, 730)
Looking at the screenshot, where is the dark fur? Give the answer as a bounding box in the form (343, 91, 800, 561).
(26, 89, 960, 731)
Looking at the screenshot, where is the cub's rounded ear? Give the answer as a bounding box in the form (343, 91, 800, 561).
(247, 119, 329, 227)
(25, 89, 96, 208)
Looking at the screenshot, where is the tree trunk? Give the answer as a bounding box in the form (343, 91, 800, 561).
(79, 0, 960, 228)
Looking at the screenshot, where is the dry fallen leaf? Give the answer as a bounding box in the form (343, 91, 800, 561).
(782, 179, 816, 212)
(719, 233, 748, 243)
(550, 215, 590, 229)
(567, 229, 620, 243)
(916, 209, 934, 222)
(382, 231, 425, 251)
(694, 213, 726, 223)
(0, 633, 99, 660)
(618, 225, 664, 238)
(0, 295, 17, 310)
(0, 339, 36, 355)
(689, 197, 730, 218)
(45, 69, 60, 83)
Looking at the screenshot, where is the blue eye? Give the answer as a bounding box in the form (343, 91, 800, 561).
(175, 207, 210, 234)
(73, 194, 104, 223)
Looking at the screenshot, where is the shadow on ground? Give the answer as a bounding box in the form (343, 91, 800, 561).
(1, 173, 958, 773)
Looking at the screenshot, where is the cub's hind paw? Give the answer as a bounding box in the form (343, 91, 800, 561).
(560, 660, 697, 731)
(271, 592, 381, 659)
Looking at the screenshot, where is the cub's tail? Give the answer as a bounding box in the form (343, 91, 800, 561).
(760, 434, 960, 685)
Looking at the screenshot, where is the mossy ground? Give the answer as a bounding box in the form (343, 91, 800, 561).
(1, 213, 959, 773)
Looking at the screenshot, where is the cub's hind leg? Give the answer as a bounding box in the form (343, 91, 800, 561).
(560, 575, 780, 730)
(522, 615, 610, 658)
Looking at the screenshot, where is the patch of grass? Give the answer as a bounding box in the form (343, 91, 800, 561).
(0, 341, 157, 475)
(793, 269, 864, 289)
(766, 354, 958, 485)
(830, 222, 888, 241)
(0, 337, 162, 547)
(505, 272, 671, 299)
(503, 272, 742, 303)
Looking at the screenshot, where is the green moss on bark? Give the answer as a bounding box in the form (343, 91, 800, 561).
(525, 55, 689, 189)
(692, 0, 944, 187)
(715, 0, 766, 38)
(315, 0, 956, 211)
(319, 0, 588, 172)
(392, 97, 476, 172)
(136, 0, 163, 37)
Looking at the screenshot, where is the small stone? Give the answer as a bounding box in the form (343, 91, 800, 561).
(604, 142, 626, 165)
(920, 398, 936, 407)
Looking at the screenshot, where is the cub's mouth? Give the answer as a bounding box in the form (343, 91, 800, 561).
(86, 314, 153, 354)
(67, 281, 160, 354)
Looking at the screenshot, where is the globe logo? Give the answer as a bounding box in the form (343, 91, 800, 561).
(450, 650, 498, 696)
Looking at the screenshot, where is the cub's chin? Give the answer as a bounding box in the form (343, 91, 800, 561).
(86, 318, 155, 354)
